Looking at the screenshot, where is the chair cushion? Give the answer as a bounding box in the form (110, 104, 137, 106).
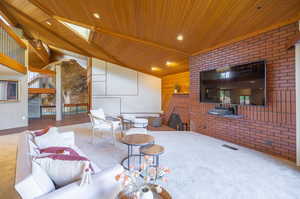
(91, 109, 105, 120)
(125, 128, 148, 135)
(133, 118, 148, 128)
(35, 154, 93, 187)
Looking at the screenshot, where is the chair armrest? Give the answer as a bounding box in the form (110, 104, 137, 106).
(59, 131, 75, 146)
(37, 164, 124, 199)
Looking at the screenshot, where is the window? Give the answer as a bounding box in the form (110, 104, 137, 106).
(59, 20, 90, 40)
(220, 89, 231, 104)
(220, 71, 231, 79)
(240, 96, 250, 105)
(0, 80, 19, 101)
(0, 15, 11, 26)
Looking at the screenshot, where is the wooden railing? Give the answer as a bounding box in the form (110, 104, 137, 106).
(0, 18, 26, 73)
(40, 103, 89, 117)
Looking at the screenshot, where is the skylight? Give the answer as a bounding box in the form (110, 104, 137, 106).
(59, 20, 90, 40)
(0, 15, 11, 26)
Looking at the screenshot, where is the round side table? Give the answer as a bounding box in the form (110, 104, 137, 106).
(140, 144, 165, 180)
(121, 134, 155, 170)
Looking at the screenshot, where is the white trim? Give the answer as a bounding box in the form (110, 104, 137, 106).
(56, 65, 62, 121)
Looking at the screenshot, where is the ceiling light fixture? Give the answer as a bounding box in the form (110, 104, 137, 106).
(93, 13, 101, 19)
(176, 34, 183, 41)
(46, 21, 52, 26)
(151, 67, 161, 71)
(166, 61, 178, 67)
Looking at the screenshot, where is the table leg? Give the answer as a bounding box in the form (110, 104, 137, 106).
(139, 150, 142, 171)
(154, 155, 159, 180)
(128, 145, 130, 170)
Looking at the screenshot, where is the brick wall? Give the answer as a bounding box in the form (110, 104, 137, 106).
(189, 23, 298, 161)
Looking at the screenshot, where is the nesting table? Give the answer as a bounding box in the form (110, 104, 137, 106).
(140, 144, 165, 179)
(121, 134, 154, 170)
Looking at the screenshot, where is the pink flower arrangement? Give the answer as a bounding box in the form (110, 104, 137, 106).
(115, 155, 171, 193)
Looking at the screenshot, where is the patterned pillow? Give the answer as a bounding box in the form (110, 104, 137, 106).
(35, 154, 93, 187)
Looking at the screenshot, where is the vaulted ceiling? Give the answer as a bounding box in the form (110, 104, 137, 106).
(1, 0, 300, 76)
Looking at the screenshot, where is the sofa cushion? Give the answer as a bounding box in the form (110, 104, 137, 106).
(35, 154, 93, 187)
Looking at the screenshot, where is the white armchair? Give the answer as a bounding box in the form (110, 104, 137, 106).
(89, 109, 122, 145)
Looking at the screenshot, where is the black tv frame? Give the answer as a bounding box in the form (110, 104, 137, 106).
(199, 60, 267, 107)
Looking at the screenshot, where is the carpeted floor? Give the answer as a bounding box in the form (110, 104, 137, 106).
(59, 123, 300, 199)
(2, 123, 300, 199)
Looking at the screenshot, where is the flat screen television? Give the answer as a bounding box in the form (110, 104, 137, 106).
(200, 60, 266, 106)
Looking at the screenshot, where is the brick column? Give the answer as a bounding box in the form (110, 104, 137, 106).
(296, 42, 300, 165)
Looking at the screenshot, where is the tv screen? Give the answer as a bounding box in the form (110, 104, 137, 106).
(200, 61, 266, 106)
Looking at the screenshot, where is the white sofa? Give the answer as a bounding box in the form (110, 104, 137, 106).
(15, 131, 124, 199)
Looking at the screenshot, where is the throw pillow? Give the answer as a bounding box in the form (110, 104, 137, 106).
(34, 127, 66, 148)
(35, 154, 93, 187)
(31, 161, 55, 197)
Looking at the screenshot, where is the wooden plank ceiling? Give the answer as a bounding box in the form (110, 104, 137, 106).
(1, 0, 300, 76)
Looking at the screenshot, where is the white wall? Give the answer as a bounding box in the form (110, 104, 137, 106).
(91, 58, 161, 116)
(0, 74, 28, 130)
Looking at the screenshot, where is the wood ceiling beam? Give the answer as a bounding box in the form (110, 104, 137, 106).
(50, 17, 159, 76)
(51, 15, 190, 56)
(13, 2, 139, 72)
(0, 53, 27, 74)
(14, 0, 183, 77)
(0, 2, 18, 26)
(28, 40, 49, 64)
(28, 66, 55, 76)
(192, 13, 300, 56)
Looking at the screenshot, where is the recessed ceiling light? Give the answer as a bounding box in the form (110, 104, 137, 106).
(176, 34, 183, 41)
(46, 21, 52, 26)
(93, 13, 101, 19)
(166, 61, 178, 67)
(151, 67, 161, 71)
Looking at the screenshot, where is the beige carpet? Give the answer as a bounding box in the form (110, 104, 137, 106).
(2, 124, 300, 199)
